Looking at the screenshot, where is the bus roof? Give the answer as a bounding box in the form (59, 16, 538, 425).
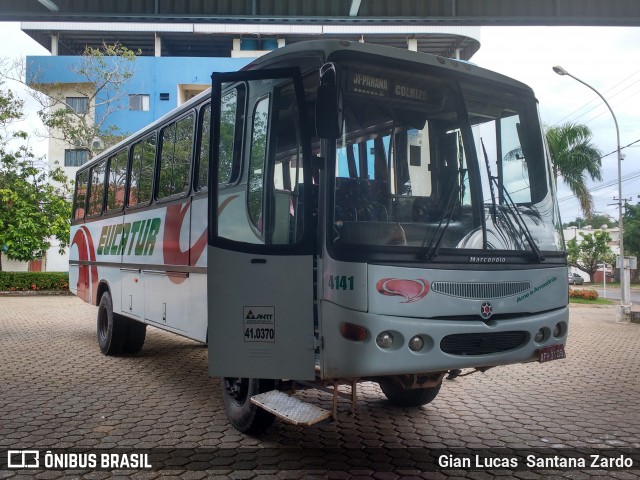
(243, 39, 533, 93)
(78, 39, 534, 174)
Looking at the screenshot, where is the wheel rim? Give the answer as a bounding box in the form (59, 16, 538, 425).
(223, 377, 249, 406)
(98, 307, 108, 342)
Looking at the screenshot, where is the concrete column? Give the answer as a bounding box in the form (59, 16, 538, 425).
(154, 33, 161, 57)
(51, 33, 58, 56)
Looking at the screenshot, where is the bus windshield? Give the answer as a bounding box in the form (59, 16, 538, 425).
(330, 65, 562, 259)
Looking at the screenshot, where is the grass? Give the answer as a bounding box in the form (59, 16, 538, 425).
(569, 297, 615, 305)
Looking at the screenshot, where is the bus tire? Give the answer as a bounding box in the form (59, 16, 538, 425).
(221, 377, 276, 434)
(122, 320, 147, 354)
(97, 291, 126, 356)
(379, 379, 442, 407)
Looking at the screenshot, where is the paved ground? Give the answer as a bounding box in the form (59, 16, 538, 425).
(0, 296, 639, 479)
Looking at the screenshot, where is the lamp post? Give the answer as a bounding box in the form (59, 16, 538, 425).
(552, 65, 630, 321)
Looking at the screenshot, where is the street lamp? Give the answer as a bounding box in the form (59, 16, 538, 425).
(552, 65, 630, 321)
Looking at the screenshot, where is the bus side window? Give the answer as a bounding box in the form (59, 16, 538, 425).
(158, 113, 195, 199)
(87, 160, 106, 217)
(129, 134, 156, 207)
(105, 150, 128, 213)
(197, 104, 211, 190)
(247, 96, 270, 234)
(73, 170, 89, 220)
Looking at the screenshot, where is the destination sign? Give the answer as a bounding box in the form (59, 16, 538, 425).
(347, 70, 428, 102)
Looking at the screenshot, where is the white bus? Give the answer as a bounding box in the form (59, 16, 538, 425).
(70, 40, 568, 433)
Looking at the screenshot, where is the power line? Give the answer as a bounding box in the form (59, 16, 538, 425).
(552, 69, 640, 126)
(600, 138, 640, 159)
(558, 168, 640, 203)
(582, 88, 640, 125)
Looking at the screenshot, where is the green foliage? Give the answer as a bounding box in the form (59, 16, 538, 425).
(0, 271, 69, 291)
(623, 202, 640, 259)
(0, 80, 72, 271)
(566, 230, 615, 282)
(545, 123, 602, 220)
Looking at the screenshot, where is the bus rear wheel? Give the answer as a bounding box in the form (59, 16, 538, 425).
(221, 377, 276, 434)
(379, 378, 442, 407)
(97, 291, 127, 355)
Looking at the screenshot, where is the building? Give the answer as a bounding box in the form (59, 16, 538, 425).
(8, 21, 480, 272)
(563, 224, 620, 283)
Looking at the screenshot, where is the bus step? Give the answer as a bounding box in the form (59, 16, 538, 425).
(251, 390, 332, 426)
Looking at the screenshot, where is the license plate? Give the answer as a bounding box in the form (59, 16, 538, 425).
(538, 344, 566, 363)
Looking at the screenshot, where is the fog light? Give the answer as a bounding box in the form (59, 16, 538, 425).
(376, 331, 394, 349)
(534, 328, 545, 343)
(408, 335, 424, 352)
(553, 322, 563, 338)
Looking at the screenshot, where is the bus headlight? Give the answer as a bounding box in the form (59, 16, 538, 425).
(408, 335, 424, 352)
(376, 331, 394, 349)
(534, 328, 546, 343)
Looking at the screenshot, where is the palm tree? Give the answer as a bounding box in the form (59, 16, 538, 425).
(545, 123, 602, 220)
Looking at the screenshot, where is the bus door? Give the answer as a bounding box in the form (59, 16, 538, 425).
(208, 68, 316, 380)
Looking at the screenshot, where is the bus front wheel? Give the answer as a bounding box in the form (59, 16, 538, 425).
(379, 378, 442, 407)
(220, 378, 276, 434)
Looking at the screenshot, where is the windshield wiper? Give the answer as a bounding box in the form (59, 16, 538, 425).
(494, 183, 545, 262)
(421, 169, 465, 261)
(480, 138, 543, 262)
(480, 138, 498, 224)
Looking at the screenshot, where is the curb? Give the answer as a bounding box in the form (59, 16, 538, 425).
(0, 290, 73, 297)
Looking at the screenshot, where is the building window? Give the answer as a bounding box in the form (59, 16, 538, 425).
(129, 94, 150, 111)
(66, 97, 89, 114)
(64, 149, 90, 167)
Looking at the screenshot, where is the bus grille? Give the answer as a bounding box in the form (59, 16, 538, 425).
(440, 331, 528, 356)
(430, 281, 531, 299)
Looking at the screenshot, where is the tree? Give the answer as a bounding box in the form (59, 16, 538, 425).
(3, 42, 139, 159)
(545, 123, 603, 220)
(0, 80, 72, 271)
(566, 230, 615, 282)
(623, 202, 640, 260)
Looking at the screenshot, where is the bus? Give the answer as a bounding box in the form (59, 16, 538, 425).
(70, 40, 568, 433)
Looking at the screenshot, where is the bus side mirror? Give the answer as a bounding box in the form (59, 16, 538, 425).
(315, 63, 342, 139)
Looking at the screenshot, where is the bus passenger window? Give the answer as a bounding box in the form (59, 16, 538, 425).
(87, 160, 106, 216)
(158, 113, 194, 199)
(198, 104, 211, 189)
(106, 150, 127, 212)
(247, 97, 269, 233)
(219, 91, 236, 184)
(129, 134, 156, 207)
(73, 170, 89, 220)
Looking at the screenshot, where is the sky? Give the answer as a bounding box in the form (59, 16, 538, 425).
(0, 22, 638, 224)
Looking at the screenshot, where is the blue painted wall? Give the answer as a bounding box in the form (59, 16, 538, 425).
(26, 55, 253, 135)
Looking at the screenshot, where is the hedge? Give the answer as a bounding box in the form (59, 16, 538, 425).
(569, 288, 598, 300)
(0, 272, 69, 291)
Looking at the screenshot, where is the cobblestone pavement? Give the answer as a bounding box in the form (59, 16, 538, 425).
(1, 296, 639, 479)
